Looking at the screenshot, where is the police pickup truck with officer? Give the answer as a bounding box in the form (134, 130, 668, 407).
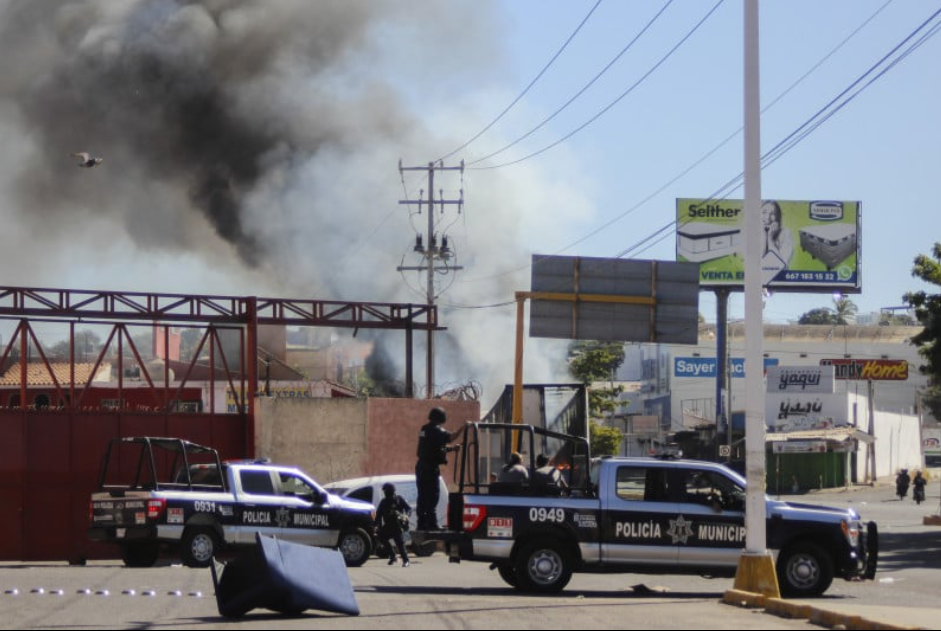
(427, 423, 877, 597)
(88, 437, 376, 568)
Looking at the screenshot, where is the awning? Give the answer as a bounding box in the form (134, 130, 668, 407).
(766, 427, 874, 445)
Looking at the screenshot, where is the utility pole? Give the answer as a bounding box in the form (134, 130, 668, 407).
(397, 160, 464, 399)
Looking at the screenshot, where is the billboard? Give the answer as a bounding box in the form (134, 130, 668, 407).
(676, 199, 861, 292)
(529, 255, 700, 344)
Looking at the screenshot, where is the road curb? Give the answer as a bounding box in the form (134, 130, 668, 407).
(722, 589, 924, 630)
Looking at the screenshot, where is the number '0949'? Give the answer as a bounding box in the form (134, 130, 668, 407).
(529, 507, 565, 523)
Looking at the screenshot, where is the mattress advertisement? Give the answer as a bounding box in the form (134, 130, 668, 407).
(675, 199, 861, 292)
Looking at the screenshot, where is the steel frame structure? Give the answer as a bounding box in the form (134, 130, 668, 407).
(0, 284, 441, 425)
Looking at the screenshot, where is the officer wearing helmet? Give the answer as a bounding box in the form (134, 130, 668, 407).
(375, 482, 412, 566)
(415, 407, 464, 530)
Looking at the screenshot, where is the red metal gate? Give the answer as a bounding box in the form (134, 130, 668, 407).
(0, 409, 247, 562)
(0, 286, 437, 561)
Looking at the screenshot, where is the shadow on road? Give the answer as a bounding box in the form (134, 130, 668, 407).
(366, 583, 724, 600)
(876, 530, 941, 571)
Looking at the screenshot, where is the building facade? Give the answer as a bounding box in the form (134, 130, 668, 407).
(608, 323, 931, 483)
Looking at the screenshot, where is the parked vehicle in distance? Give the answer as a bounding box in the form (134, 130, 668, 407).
(88, 437, 376, 568)
(323, 474, 448, 557)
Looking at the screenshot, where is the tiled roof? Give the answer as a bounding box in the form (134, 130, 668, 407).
(0, 362, 112, 386)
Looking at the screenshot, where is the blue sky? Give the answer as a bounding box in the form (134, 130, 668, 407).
(442, 0, 940, 325)
(0, 1, 937, 398)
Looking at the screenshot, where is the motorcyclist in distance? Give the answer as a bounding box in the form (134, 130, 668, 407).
(912, 470, 926, 505)
(896, 468, 911, 500)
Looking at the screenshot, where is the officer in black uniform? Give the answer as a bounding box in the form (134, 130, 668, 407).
(376, 482, 412, 566)
(415, 407, 464, 530)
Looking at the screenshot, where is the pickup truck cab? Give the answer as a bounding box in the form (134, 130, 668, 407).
(88, 437, 376, 568)
(426, 423, 877, 598)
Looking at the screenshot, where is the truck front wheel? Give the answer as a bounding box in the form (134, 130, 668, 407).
(515, 538, 573, 593)
(181, 527, 220, 568)
(339, 527, 372, 567)
(776, 542, 834, 597)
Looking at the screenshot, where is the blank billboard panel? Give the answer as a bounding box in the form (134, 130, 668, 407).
(529, 255, 699, 344)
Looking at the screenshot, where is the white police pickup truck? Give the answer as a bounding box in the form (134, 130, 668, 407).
(88, 437, 376, 568)
(426, 423, 877, 597)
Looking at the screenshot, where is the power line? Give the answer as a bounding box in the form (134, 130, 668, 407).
(436, 0, 604, 163)
(438, 299, 517, 310)
(467, 0, 675, 167)
(604, 1, 897, 259)
(452, 3, 940, 307)
(619, 4, 941, 260)
(470, 0, 724, 170)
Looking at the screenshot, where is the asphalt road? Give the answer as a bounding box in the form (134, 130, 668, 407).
(2, 479, 936, 630)
(0, 557, 817, 630)
(771, 476, 941, 611)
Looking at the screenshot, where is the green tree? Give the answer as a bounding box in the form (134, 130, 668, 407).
(833, 296, 858, 325)
(567, 341, 625, 455)
(567, 341, 625, 418)
(589, 420, 623, 457)
(567, 341, 625, 382)
(798, 298, 858, 325)
(904, 243, 941, 419)
(798, 307, 836, 325)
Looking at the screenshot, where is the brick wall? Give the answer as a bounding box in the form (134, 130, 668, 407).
(365, 398, 480, 485)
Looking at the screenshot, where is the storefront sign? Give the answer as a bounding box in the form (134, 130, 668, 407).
(674, 357, 778, 378)
(766, 366, 835, 394)
(773, 441, 827, 454)
(819, 358, 908, 380)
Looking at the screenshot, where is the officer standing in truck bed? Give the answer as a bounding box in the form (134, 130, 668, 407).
(415, 407, 464, 530)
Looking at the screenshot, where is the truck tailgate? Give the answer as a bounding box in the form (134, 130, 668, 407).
(90, 492, 155, 528)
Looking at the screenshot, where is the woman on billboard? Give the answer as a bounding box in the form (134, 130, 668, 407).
(761, 200, 794, 269)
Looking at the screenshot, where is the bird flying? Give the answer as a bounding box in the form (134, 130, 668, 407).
(72, 152, 103, 167)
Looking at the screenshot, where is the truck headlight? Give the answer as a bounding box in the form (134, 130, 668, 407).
(841, 520, 860, 546)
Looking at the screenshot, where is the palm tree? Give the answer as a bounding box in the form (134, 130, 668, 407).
(833, 296, 858, 325)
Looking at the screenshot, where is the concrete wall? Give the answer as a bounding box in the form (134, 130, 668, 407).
(875, 410, 924, 478)
(847, 392, 923, 482)
(254, 397, 480, 486)
(255, 397, 369, 484)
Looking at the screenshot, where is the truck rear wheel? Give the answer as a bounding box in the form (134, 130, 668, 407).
(181, 527, 220, 568)
(121, 543, 159, 568)
(515, 538, 572, 593)
(776, 541, 834, 597)
(497, 564, 519, 589)
(412, 541, 437, 557)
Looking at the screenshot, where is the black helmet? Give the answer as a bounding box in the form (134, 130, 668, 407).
(382, 482, 395, 495)
(428, 407, 447, 424)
